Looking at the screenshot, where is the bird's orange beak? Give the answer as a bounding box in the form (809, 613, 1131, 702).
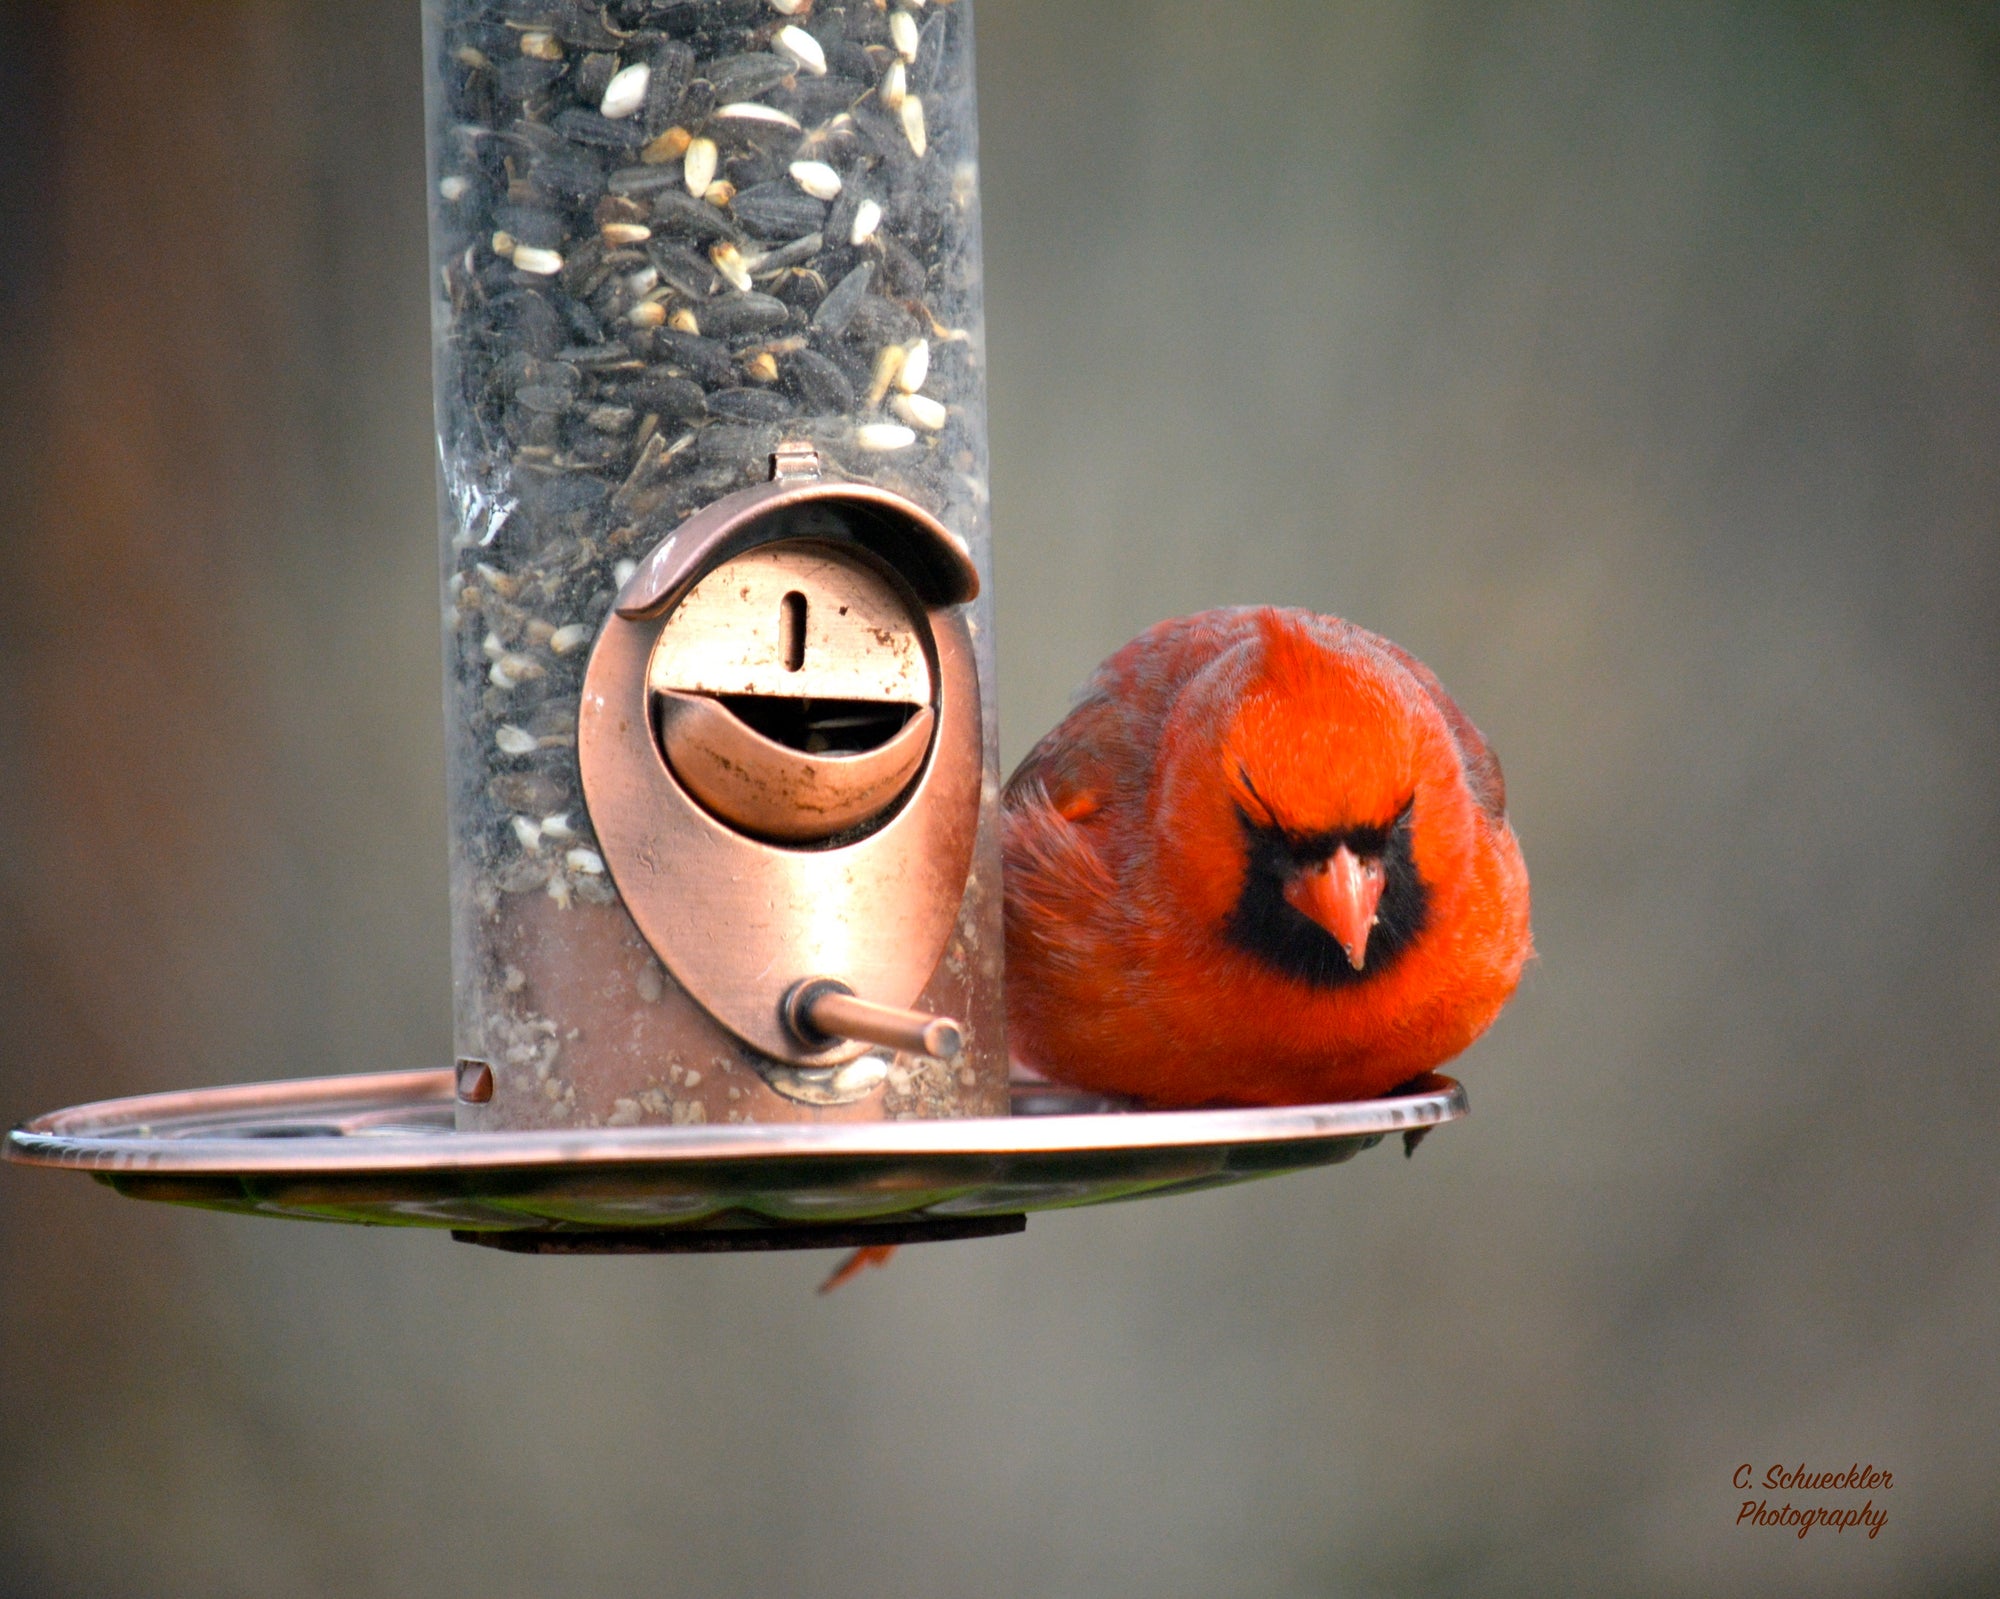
(1285, 844, 1387, 970)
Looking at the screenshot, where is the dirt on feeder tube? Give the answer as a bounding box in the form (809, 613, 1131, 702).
(426, 0, 1005, 1130)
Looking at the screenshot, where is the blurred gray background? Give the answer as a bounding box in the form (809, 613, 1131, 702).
(2, 2, 1996, 1594)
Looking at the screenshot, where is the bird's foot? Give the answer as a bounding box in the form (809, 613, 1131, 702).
(1383, 1072, 1451, 1158)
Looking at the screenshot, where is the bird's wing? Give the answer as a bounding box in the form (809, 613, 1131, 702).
(1003, 610, 1259, 822)
(1001, 686, 1128, 822)
(1000, 769, 1123, 980)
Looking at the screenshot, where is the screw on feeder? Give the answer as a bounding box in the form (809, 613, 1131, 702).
(784, 978, 964, 1061)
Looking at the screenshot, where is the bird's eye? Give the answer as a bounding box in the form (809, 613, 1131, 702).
(1231, 763, 1276, 827)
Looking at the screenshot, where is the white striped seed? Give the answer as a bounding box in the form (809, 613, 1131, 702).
(774, 25, 827, 76)
(715, 102, 801, 131)
(893, 392, 947, 431)
(600, 62, 650, 120)
(511, 245, 563, 275)
(855, 422, 916, 452)
(865, 342, 905, 407)
(789, 159, 842, 200)
(682, 136, 718, 196)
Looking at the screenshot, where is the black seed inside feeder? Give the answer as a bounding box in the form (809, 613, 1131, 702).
(4, 0, 1466, 1257)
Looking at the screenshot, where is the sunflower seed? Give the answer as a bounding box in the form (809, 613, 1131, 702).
(897, 336, 930, 392)
(773, 25, 827, 77)
(553, 108, 647, 153)
(511, 245, 564, 276)
(744, 231, 823, 274)
(849, 196, 883, 245)
(646, 188, 739, 241)
(713, 102, 802, 132)
(880, 59, 907, 111)
(854, 421, 916, 451)
(699, 291, 789, 335)
(710, 240, 754, 292)
(708, 386, 795, 421)
(644, 43, 695, 130)
(709, 53, 798, 104)
(575, 52, 618, 104)
(864, 342, 905, 407)
(810, 259, 873, 335)
(683, 135, 718, 196)
(890, 10, 920, 62)
(625, 370, 712, 419)
(789, 159, 842, 200)
(782, 347, 855, 412)
(730, 180, 826, 238)
(892, 392, 947, 430)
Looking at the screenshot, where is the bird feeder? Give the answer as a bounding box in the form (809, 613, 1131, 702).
(4, 0, 1466, 1255)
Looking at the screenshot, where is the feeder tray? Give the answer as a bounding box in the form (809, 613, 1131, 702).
(4, 1071, 1467, 1252)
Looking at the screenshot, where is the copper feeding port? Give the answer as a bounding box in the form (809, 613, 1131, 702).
(577, 445, 988, 1072)
(784, 979, 965, 1062)
(645, 539, 937, 844)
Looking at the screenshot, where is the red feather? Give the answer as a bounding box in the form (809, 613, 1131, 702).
(1001, 607, 1532, 1106)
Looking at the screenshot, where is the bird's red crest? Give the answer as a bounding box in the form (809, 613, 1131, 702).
(1224, 612, 1418, 838)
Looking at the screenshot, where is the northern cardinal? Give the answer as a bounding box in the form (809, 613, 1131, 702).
(1002, 606, 1531, 1104)
(820, 606, 1530, 1290)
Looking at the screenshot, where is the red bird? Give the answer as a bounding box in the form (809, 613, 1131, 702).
(819, 607, 1530, 1289)
(1000, 606, 1531, 1106)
